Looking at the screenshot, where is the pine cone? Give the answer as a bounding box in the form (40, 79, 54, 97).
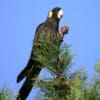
(61, 25, 69, 35)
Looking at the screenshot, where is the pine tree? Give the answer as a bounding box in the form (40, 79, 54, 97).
(0, 34, 99, 100)
(0, 86, 15, 100)
(32, 33, 79, 100)
(32, 33, 100, 100)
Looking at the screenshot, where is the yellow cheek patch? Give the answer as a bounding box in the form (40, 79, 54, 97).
(48, 11, 53, 18)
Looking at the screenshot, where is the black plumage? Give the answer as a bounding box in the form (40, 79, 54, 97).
(17, 7, 64, 100)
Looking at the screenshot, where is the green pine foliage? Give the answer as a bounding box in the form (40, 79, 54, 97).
(0, 86, 15, 100)
(32, 32, 72, 76)
(33, 34, 100, 100)
(96, 61, 100, 73)
(0, 33, 100, 100)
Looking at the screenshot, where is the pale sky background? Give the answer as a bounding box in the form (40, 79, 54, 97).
(0, 0, 100, 99)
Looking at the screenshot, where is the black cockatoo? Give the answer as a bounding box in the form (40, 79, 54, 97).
(17, 7, 69, 100)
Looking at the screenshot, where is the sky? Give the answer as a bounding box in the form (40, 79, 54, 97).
(0, 0, 100, 99)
